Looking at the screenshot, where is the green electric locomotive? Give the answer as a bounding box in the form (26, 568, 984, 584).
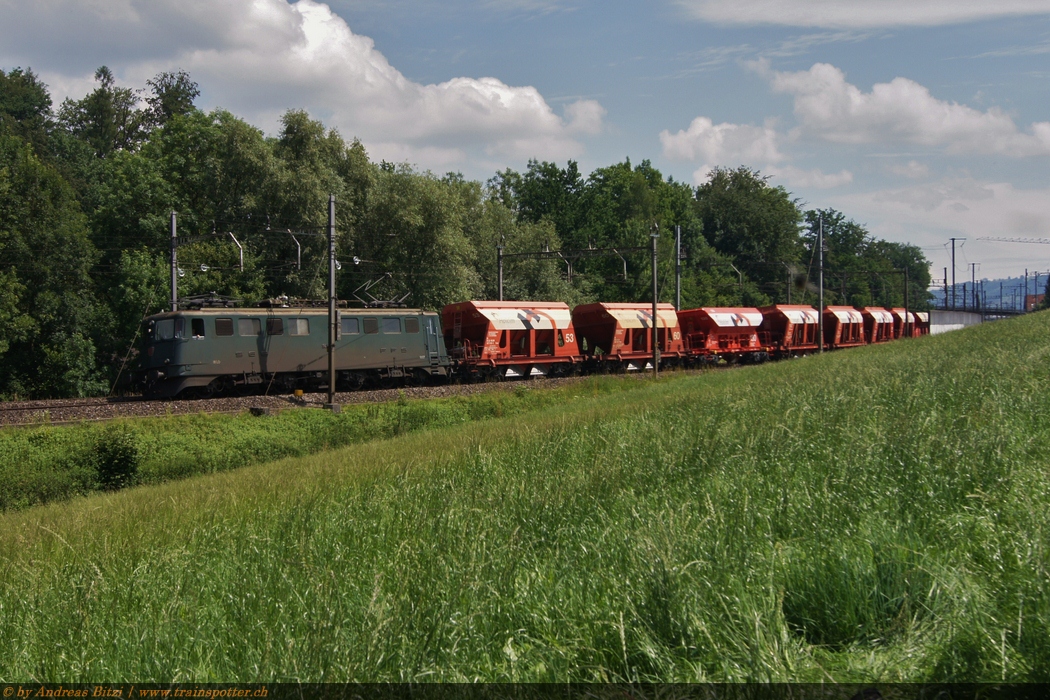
(131, 304, 449, 398)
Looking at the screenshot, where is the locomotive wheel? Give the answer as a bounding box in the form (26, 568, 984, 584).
(233, 382, 256, 397)
(194, 380, 218, 400)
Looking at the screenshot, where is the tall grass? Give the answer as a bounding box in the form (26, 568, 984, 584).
(1, 313, 1049, 681)
(0, 378, 638, 511)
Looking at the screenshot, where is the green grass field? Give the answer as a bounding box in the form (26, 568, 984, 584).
(2, 313, 1049, 681)
(0, 381, 623, 511)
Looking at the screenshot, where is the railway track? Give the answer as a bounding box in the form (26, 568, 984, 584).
(0, 366, 727, 428)
(0, 374, 632, 427)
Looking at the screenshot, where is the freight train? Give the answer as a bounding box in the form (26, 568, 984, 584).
(130, 299, 929, 398)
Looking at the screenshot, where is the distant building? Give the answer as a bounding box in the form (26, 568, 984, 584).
(1026, 294, 1045, 311)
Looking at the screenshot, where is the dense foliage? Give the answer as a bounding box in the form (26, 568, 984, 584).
(0, 66, 932, 398)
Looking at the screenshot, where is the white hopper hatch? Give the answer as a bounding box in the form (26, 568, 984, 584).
(781, 308, 819, 324)
(891, 309, 916, 323)
(830, 309, 863, 323)
(867, 309, 894, 323)
(477, 306, 573, 330)
(703, 309, 763, 328)
(605, 308, 679, 329)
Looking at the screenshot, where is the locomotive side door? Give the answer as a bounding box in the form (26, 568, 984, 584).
(425, 315, 441, 365)
(146, 317, 181, 368)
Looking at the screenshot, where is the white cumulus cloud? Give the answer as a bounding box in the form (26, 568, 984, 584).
(660, 117, 783, 164)
(673, 0, 1050, 28)
(1, 0, 604, 170)
(761, 62, 1050, 157)
(764, 165, 853, 189)
(660, 116, 852, 189)
(889, 160, 931, 179)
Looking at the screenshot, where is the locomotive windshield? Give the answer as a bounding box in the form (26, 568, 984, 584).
(146, 318, 182, 342)
(155, 319, 175, 340)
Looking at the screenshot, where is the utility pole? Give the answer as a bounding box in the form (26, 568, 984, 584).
(1025, 268, 1029, 309)
(497, 244, 504, 301)
(904, 268, 910, 336)
(675, 224, 681, 311)
(651, 223, 659, 376)
(971, 263, 978, 310)
(326, 194, 338, 411)
(949, 237, 964, 309)
(943, 267, 948, 310)
(818, 213, 824, 353)
(170, 211, 178, 312)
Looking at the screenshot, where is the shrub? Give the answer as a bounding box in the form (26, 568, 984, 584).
(93, 424, 139, 490)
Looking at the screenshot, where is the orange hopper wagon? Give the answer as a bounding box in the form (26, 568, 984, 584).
(442, 300, 581, 380)
(678, 307, 768, 363)
(758, 304, 820, 358)
(572, 302, 684, 371)
(823, 306, 866, 350)
(860, 307, 895, 344)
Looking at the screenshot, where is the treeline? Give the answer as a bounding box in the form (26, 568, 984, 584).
(0, 67, 931, 399)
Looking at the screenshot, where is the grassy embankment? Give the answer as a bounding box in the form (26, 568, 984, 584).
(2, 312, 1049, 681)
(0, 382, 619, 511)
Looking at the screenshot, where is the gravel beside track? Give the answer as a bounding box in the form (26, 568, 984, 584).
(0, 375, 611, 427)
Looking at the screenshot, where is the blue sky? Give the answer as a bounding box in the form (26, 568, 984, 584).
(2, 0, 1050, 281)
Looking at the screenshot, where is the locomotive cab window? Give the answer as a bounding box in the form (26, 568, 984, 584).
(191, 318, 205, 338)
(215, 318, 234, 336)
(382, 318, 401, 334)
(266, 318, 284, 336)
(404, 317, 419, 334)
(155, 319, 176, 341)
(363, 318, 379, 334)
(289, 318, 309, 336)
(341, 317, 360, 335)
(238, 318, 262, 336)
